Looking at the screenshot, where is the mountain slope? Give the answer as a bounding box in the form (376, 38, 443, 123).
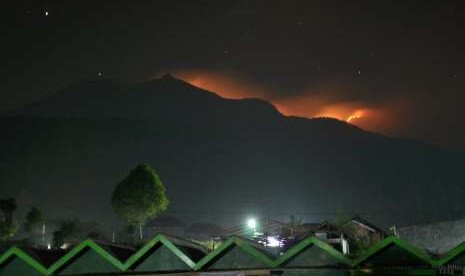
(7, 74, 282, 125)
(1, 75, 464, 228)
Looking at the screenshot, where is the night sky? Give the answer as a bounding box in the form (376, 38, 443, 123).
(2, 0, 465, 150)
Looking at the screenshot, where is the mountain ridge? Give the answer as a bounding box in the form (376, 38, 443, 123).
(1, 75, 464, 228)
(5, 75, 282, 122)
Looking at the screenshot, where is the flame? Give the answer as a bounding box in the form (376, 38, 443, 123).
(346, 110, 365, 122)
(159, 69, 400, 135)
(177, 71, 370, 125)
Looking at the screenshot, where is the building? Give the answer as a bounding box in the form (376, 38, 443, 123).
(397, 218, 465, 254)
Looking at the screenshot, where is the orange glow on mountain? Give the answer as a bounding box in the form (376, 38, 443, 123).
(173, 70, 268, 100)
(274, 93, 368, 124)
(275, 97, 401, 135)
(169, 70, 401, 135)
(346, 110, 365, 122)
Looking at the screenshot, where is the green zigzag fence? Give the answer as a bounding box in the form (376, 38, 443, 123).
(2, 234, 464, 275)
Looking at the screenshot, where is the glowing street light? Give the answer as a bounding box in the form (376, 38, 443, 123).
(247, 218, 257, 229)
(247, 218, 257, 236)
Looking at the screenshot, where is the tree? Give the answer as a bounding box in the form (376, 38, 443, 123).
(111, 164, 169, 240)
(53, 219, 81, 248)
(333, 208, 352, 231)
(0, 198, 17, 226)
(52, 230, 65, 248)
(25, 207, 43, 232)
(0, 198, 18, 243)
(25, 207, 44, 246)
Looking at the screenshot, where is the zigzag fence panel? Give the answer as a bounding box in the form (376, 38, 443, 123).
(47, 240, 131, 275)
(0, 247, 48, 276)
(0, 234, 455, 275)
(194, 237, 275, 271)
(125, 234, 206, 272)
(436, 241, 465, 275)
(351, 236, 435, 275)
(273, 236, 351, 276)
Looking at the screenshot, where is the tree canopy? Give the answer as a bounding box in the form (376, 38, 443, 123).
(53, 218, 81, 248)
(25, 207, 43, 232)
(0, 198, 18, 243)
(111, 164, 169, 239)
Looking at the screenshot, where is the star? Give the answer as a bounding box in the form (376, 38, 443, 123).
(45, 11, 49, 17)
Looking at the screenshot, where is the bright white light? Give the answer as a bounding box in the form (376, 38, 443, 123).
(47, 244, 51, 250)
(45, 11, 49, 16)
(247, 218, 257, 229)
(267, 236, 281, 247)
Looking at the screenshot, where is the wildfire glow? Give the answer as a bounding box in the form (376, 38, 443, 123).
(161, 70, 398, 135)
(173, 70, 268, 100)
(346, 110, 364, 122)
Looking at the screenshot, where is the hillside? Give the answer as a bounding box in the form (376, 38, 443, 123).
(1, 75, 464, 228)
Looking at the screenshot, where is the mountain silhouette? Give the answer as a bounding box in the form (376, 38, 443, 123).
(1, 75, 464, 229)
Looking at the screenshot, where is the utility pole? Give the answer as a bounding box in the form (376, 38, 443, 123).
(390, 225, 397, 236)
(42, 222, 46, 248)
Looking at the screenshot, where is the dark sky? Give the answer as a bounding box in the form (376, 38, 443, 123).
(2, 0, 465, 150)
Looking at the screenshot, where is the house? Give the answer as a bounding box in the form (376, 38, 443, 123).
(286, 217, 386, 255)
(351, 216, 387, 236)
(349, 216, 387, 243)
